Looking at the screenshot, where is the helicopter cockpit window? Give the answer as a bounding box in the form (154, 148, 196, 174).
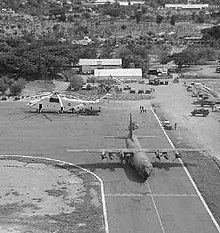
(49, 97, 60, 103)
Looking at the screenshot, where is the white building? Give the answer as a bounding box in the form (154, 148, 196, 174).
(79, 59, 122, 74)
(164, 4, 209, 10)
(118, 0, 145, 6)
(94, 68, 142, 81)
(93, 0, 144, 5)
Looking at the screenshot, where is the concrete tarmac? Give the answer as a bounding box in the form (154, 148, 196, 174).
(0, 100, 219, 233)
(91, 106, 219, 233)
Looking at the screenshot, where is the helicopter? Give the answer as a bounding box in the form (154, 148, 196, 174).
(27, 91, 111, 115)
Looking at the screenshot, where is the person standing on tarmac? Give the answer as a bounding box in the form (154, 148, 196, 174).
(174, 122, 177, 130)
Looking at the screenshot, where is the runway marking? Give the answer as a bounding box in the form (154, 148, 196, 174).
(151, 107, 220, 233)
(105, 193, 197, 197)
(146, 181, 166, 233)
(0, 154, 109, 233)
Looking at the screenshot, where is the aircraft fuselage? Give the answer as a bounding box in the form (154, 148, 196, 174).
(125, 135, 153, 178)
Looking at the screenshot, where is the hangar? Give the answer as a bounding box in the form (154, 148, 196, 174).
(79, 59, 122, 74)
(94, 68, 142, 81)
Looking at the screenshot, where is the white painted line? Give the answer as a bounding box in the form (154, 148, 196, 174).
(146, 181, 166, 233)
(106, 193, 197, 197)
(0, 154, 109, 233)
(153, 194, 197, 197)
(151, 107, 220, 233)
(106, 193, 146, 197)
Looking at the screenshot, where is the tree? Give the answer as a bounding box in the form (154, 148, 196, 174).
(0, 79, 8, 95)
(69, 75, 84, 90)
(195, 10, 206, 24)
(171, 52, 193, 70)
(102, 5, 122, 18)
(170, 15, 176, 26)
(121, 25, 127, 30)
(156, 15, 164, 25)
(9, 78, 26, 96)
(135, 9, 142, 24)
(0, 42, 11, 52)
(202, 25, 220, 40)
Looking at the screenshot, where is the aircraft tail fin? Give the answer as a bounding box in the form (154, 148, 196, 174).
(128, 113, 133, 139)
(105, 114, 135, 140)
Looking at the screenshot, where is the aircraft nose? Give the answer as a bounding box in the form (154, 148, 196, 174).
(142, 165, 152, 178)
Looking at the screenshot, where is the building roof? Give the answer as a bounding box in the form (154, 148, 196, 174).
(93, 0, 144, 5)
(94, 68, 142, 77)
(93, 0, 115, 4)
(119, 0, 145, 6)
(165, 4, 209, 9)
(79, 59, 122, 66)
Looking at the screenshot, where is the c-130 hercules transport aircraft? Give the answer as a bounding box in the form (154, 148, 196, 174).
(68, 114, 203, 178)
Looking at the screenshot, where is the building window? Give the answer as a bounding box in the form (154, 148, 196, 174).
(49, 97, 60, 103)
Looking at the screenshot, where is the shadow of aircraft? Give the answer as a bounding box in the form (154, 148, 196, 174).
(152, 161, 196, 171)
(76, 162, 147, 184)
(54, 161, 195, 183)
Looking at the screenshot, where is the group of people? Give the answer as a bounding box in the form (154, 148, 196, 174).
(139, 105, 146, 113)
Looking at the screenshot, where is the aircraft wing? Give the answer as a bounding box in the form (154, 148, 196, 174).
(67, 148, 136, 154)
(67, 147, 204, 161)
(141, 148, 204, 153)
(67, 148, 204, 154)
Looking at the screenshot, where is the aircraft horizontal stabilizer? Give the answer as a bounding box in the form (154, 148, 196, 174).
(104, 136, 127, 139)
(137, 136, 158, 139)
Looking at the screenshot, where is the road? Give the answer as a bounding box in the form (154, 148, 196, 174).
(0, 99, 219, 233)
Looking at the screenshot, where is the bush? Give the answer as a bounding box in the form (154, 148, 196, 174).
(0, 79, 8, 95)
(9, 78, 26, 96)
(69, 75, 84, 91)
(121, 25, 127, 30)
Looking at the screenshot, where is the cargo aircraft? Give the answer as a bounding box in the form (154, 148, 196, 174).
(27, 92, 110, 114)
(68, 114, 204, 178)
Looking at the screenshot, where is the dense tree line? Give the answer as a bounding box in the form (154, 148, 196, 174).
(0, 37, 97, 81)
(201, 25, 220, 41)
(0, 76, 26, 96)
(164, 47, 219, 70)
(115, 44, 150, 73)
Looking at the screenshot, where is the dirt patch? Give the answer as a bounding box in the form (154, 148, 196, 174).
(0, 156, 104, 233)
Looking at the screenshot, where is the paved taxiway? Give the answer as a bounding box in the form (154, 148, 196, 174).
(92, 104, 219, 233)
(0, 100, 219, 233)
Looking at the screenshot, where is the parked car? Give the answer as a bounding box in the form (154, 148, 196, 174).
(145, 89, 151, 94)
(1, 96, 7, 100)
(162, 120, 172, 130)
(82, 83, 92, 90)
(215, 67, 220, 73)
(191, 108, 209, 117)
(124, 85, 131, 90)
(130, 89, 136, 94)
(14, 96, 20, 101)
(138, 90, 144, 94)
